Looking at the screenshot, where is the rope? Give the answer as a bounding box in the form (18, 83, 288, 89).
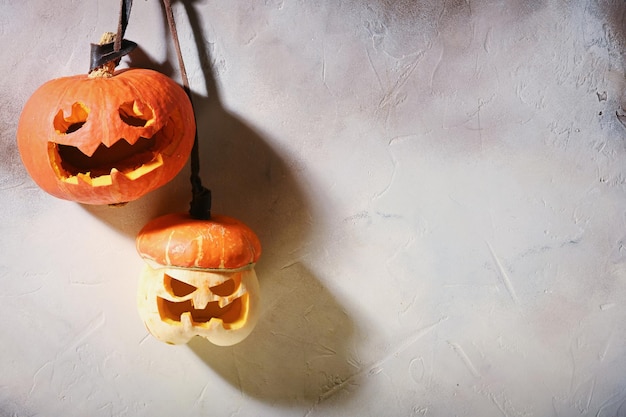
(114, 0, 132, 52)
(88, 0, 210, 218)
(162, 0, 212, 220)
(89, 0, 136, 72)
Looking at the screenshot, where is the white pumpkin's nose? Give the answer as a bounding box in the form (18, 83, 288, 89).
(191, 290, 212, 310)
(180, 312, 193, 331)
(191, 284, 247, 309)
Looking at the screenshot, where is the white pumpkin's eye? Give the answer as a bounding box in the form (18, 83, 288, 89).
(164, 274, 197, 297)
(210, 274, 241, 297)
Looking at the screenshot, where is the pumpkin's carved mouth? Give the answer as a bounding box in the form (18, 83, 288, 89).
(48, 134, 165, 187)
(157, 274, 249, 330)
(157, 295, 248, 330)
(47, 100, 178, 187)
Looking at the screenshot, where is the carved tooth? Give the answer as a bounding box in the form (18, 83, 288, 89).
(91, 172, 113, 187)
(180, 312, 193, 330)
(207, 317, 225, 330)
(122, 154, 164, 180)
(63, 171, 113, 187)
(63, 175, 79, 185)
(77, 172, 93, 185)
(192, 292, 211, 310)
(75, 142, 102, 158)
(92, 176, 113, 187)
(109, 168, 124, 183)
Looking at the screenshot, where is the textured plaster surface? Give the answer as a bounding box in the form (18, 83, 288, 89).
(2, 1, 626, 416)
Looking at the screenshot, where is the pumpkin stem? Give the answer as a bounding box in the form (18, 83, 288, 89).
(89, 32, 118, 78)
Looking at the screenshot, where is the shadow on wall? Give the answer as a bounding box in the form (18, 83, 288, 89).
(189, 262, 359, 405)
(601, 2, 626, 121)
(80, 0, 300, 239)
(82, 0, 361, 407)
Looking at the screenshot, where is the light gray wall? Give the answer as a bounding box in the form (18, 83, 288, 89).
(2, 1, 626, 416)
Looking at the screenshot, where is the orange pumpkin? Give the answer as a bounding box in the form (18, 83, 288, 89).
(135, 213, 262, 346)
(17, 68, 195, 205)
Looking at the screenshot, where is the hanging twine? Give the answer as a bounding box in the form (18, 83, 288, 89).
(90, 0, 211, 219)
(162, 0, 212, 220)
(89, 0, 137, 72)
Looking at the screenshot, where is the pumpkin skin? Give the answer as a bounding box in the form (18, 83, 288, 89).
(136, 213, 262, 346)
(17, 68, 195, 205)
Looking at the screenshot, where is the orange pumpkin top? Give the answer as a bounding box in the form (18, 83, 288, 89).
(136, 213, 261, 270)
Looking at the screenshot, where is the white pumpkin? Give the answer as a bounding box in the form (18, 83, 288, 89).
(135, 213, 261, 346)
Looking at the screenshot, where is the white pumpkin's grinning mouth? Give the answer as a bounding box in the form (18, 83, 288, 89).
(157, 295, 247, 328)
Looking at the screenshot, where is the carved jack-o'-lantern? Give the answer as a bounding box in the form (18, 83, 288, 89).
(136, 213, 261, 346)
(16, 68, 195, 205)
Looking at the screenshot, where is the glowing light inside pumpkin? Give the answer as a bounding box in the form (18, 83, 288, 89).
(46, 101, 186, 187)
(53, 102, 89, 135)
(135, 213, 262, 346)
(17, 68, 196, 205)
(137, 266, 260, 345)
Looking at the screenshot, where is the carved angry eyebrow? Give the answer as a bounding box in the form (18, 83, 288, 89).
(164, 274, 197, 297)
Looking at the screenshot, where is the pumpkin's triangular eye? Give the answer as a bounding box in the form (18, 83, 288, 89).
(119, 100, 153, 127)
(164, 274, 197, 297)
(54, 102, 89, 134)
(210, 275, 241, 297)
